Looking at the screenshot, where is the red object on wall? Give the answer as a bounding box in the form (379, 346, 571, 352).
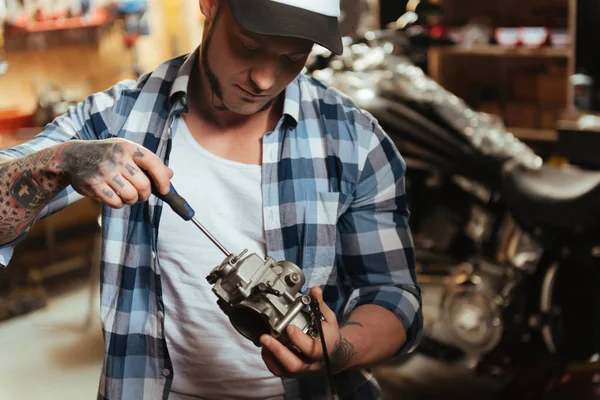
(7, 8, 113, 34)
(0, 109, 36, 134)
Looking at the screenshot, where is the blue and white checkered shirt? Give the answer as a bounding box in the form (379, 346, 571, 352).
(0, 49, 422, 400)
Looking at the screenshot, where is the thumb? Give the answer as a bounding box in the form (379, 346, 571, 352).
(309, 286, 336, 323)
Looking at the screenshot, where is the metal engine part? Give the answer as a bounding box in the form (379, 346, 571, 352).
(206, 250, 317, 348)
(440, 261, 507, 356)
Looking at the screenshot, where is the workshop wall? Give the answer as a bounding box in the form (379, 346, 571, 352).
(0, 0, 202, 114)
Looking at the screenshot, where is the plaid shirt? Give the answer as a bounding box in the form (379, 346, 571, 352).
(0, 49, 422, 400)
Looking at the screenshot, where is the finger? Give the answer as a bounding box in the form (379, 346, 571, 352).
(286, 325, 322, 359)
(309, 286, 337, 323)
(261, 346, 286, 377)
(116, 161, 156, 203)
(108, 174, 139, 205)
(94, 184, 123, 209)
(117, 164, 152, 203)
(127, 146, 172, 195)
(260, 335, 306, 375)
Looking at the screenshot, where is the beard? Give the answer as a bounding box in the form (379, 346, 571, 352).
(200, 11, 277, 114)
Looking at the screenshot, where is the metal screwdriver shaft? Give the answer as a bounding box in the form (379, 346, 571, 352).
(190, 217, 230, 257)
(146, 172, 231, 257)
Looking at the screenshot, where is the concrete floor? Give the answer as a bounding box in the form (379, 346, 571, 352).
(0, 276, 103, 400)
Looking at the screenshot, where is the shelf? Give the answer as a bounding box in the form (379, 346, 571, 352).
(431, 45, 570, 58)
(4, 9, 115, 51)
(508, 127, 558, 142)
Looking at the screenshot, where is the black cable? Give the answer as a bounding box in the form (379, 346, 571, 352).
(309, 296, 339, 399)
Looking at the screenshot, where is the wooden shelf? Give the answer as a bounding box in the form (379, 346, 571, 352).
(431, 45, 570, 58)
(508, 127, 558, 142)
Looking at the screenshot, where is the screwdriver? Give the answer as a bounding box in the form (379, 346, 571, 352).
(146, 172, 231, 257)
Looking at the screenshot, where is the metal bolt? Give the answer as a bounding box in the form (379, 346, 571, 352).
(301, 295, 311, 305)
(285, 273, 301, 287)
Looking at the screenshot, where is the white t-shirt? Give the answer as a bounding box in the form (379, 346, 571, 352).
(157, 116, 284, 400)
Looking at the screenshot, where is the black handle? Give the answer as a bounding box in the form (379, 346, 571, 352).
(145, 171, 195, 221)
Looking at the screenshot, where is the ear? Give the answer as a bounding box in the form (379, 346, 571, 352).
(199, 0, 220, 22)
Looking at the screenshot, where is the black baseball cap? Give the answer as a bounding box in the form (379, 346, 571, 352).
(227, 0, 343, 55)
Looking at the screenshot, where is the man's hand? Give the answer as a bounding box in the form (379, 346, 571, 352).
(0, 138, 172, 245)
(56, 138, 173, 208)
(260, 287, 357, 378)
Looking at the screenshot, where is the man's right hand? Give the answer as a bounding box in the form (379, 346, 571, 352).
(57, 138, 174, 209)
(0, 138, 173, 245)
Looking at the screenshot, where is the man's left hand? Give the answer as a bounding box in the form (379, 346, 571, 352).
(260, 286, 348, 378)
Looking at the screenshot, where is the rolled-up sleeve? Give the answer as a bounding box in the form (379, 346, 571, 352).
(338, 118, 423, 354)
(0, 80, 135, 267)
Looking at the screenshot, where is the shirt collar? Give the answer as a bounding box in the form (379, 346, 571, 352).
(168, 46, 301, 125)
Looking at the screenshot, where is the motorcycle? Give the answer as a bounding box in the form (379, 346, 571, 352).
(306, 33, 600, 398)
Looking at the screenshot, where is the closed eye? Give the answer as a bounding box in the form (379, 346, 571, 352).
(285, 53, 307, 62)
(241, 38, 261, 51)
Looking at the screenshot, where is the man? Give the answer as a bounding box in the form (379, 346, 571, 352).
(0, 0, 422, 399)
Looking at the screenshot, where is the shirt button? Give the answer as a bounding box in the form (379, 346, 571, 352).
(152, 251, 156, 260)
(157, 311, 164, 319)
(162, 368, 171, 377)
(181, 97, 187, 107)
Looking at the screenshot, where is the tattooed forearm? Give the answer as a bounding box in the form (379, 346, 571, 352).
(0, 147, 68, 244)
(1, 139, 146, 245)
(329, 336, 357, 373)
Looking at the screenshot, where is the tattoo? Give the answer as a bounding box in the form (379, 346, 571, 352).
(341, 321, 364, 329)
(133, 148, 145, 158)
(0, 147, 67, 244)
(112, 175, 126, 188)
(10, 170, 53, 209)
(125, 163, 139, 176)
(56, 142, 126, 186)
(102, 188, 114, 198)
(329, 336, 357, 373)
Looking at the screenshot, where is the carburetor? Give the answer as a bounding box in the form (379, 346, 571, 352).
(149, 179, 338, 397)
(144, 177, 318, 349)
(206, 249, 318, 348)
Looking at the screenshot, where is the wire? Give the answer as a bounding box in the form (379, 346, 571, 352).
(309, 296, 339, 400)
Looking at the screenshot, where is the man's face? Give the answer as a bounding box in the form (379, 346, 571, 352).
(201, 3, 313, 115)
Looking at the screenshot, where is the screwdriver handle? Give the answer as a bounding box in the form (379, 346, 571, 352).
(145, 171, 195, 221)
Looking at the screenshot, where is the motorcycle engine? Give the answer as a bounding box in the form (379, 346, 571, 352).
(440, 260, 510, 357)
(206, 250, 318, 348)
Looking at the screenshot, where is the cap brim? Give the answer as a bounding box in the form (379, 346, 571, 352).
(227, 0, 343, 55)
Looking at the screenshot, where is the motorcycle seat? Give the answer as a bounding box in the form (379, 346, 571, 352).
(502, 163, 600, 237)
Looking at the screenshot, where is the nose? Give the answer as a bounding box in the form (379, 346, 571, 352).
(249, 56, 279, 93)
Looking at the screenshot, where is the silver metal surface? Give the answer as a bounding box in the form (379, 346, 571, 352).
(309, 36, 543, 170)
(207, 253, 316, 347)
(191, 217, 230, 256)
